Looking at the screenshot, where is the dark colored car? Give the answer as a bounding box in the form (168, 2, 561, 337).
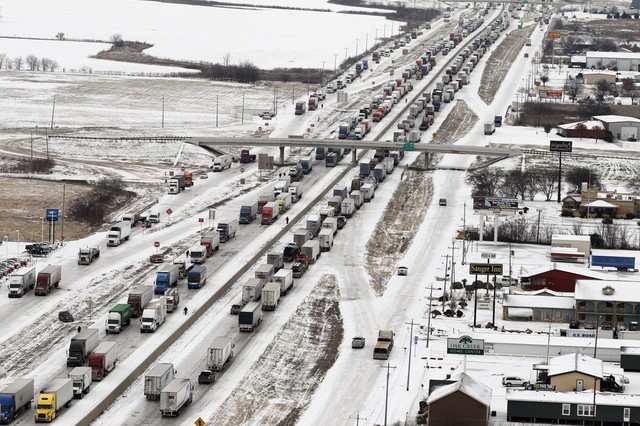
(601, 321, 613, 330)
(569, 320, 579, 329)
(198, 370, 215, 384)
(352, 337, 366, 349)
(149, 253, 164, 263)
(58, 311, 74, 322)
(230, 304, 243, 315)
(419, 121, 429, 131)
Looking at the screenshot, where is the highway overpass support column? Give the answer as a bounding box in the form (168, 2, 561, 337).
(280, 146, 285, 165)
(352, 149, 357, 164)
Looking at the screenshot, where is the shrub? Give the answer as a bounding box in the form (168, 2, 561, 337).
(561, 208, 575, 217)
(625, 212, 636, 219)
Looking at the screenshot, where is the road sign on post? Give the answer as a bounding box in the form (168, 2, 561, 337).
(154, 242, 160, 248)
(469, 263, 503, 275)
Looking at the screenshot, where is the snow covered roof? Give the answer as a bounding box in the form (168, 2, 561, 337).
(552, 234, 590, 242)
(427, 372, 492, 407)
(593, 115, 640, 124)
(563, 194, 581, 202)
(574, 280, 640, 302)
(557, 120, 603, 130)
(468, 332, 640, 351)
(548, 352, 603, 379)
(582, 200, 618, 208)
(522, 264, 611, 281)
(506, 389, 638, 406)
(503, 294, 574, 310)
(586, 51, 640, 60)
(621, 346, 640, 355)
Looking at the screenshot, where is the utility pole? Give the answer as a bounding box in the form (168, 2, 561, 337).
(365, 34, 369, 51)
(241, 92, 245, 124)
(381, 363, 396, 426)
(349, 412, 367, 426)
(462, 202, 466, 265)
(426, 286, 440, 348)
(50, 95, 56, 129)
(334, 53, 337, 73)
(406, 319, 420, 391)
(442, 254, 449, 312)
(61, 184, 66, 243)
(162, 95, 165, 128)
(344, 46, 348, 62)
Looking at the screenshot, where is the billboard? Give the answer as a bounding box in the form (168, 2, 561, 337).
(472, 196, 518, 213)
(550, 140, 573, 152)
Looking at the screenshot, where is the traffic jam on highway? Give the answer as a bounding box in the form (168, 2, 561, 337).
(0, 5, 516, 423)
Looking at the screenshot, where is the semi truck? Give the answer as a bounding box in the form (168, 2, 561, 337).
(105, 303, 132, 334)
(172, 255, 190, 279)
(255, 264, 274, 282)
(154, 263, 180, 294)
(148, 211, 161, 223)
(213, 154, 232, 172)
(168, 174, 186, 194)
(189, 243, 207, 264)
(77, 247, 100, 265)
(484, 122, 495, 135)
(242, 278, 266, 303)
(217, 218, 238, 243)
(301, 240, 321, 263)
(160, 379, 193, 417)
(295, 100, 306, 115)
(88, 341, 118, 381)
(140, 297, 167, 333)
(305, 214, 322, 236)
(361, 183, 375, 202)
(67, 328, 99, 367)
(187, 264, 207, 289)
(127, 285, 154, 318)
(288, 182, 303, 202)
(293, 228, 313, 247)
(206, 337, 234, 371)
(239, 301, 263, 332)
(164, 288, 180, 313)
(200, 230, 220, 256)
(292, 254, 308, 278)
(273, 268, 293, 295)
(239, 149, 256, 163)
(34, 378, 73, 423)
(373, 330, 395, 360)
(267, 252, 284, 271)
(300, 156, 313, 174)
(261, 282, 281, 311)
(322, 217, 338, 235)
(261, 202, 280, 225)
(239, 202, 258, 224)
(0, 379, 33, 424)
(318, 228, 334, 252)
(35, 264, 62, 296)
(144, 363, 175, 401)
(68, 367, 92, 399)
(283, 242, 300, 262)
(107, 221, 131, 246)
(273, 178, 290, 197)
(341, 198, 356, 218)
(275, 192, 292, 212)
(8, 266, 36, 298)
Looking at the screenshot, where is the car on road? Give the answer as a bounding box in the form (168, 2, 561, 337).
(439, 198, 447, 206)
(58, 311, 74, 323)
(419, 121, 429, 131)
(199, 173, 208, 179)
(259, 111, 274, 119)
(352, 337, 366, 349)
(149, 253, 164, 263)
(502, 376, 528, 387)
(198, 370, 215, 384)
(397, 266, 408, 276)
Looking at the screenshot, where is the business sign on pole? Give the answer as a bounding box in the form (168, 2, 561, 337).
(46, 208, 59, 221)
(469, 263, 503, 275)
(550, 140, 573, 152)
(472, 196, 518, 213)
(539, 90, 563, 99)
(447, 335, 485, 355)
(547, 31, 561, 39)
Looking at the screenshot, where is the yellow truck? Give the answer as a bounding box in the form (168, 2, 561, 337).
(34, 378, 73, 423)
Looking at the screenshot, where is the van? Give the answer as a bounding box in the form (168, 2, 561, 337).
(213, 155, 232, 172)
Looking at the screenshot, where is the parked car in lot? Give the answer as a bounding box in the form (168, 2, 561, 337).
(601, 321, 613, 330)
(150, 254, 165, 263)
(259, 111, 275, 119)
(502, 376, 528, 387)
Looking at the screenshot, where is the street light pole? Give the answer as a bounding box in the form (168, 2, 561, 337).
(406, 319, 420, 391)
(382, 363, 396, 426)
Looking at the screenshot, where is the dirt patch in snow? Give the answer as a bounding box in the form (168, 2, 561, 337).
(478, 25, 535, 105)
(212, 275, 343, 425)
(363, 101, 477, 295)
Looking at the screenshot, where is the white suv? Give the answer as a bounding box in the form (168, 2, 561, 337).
(502, 376, 528, 387)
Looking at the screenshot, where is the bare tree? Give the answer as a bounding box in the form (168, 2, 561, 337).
(222, 52, 231, 66)
(502, 168, 530, 200)
(465, 168, 504, 197)
(13, 56, 23, 70)
(620, 77, 639, 102)
(55, 32, 65, 40)
(565, 166, 603, 192)
(110, 33, 124, 46)
(592, 38, 617, 52)
(0, 53, 6, 69)
(594, 79, 610, 103)
(565, 78, 581, 102)
(574, 122, 588, 140)
(540, 74, 549, 87)
(25, 54, 39, 71)
(532, 166, 557, 201)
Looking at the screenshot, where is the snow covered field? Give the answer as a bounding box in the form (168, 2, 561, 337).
(1, 1, 640, 425)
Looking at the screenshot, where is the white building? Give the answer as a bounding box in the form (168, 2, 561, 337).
(585, 52, 640, 72)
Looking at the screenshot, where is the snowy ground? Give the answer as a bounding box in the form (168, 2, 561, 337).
(1, 2, 640, 426)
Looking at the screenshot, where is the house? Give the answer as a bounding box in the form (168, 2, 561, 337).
(547, 352, 603, 391)
(572, 188, 640, 218)
(561, 194, 581, 210)
(593, 115, 640, 141)
(523, 264, 609, 292)
(581, 69, 617, 84)
(426, 373, 492, 426)
(502, 289, 575, 322)
(574, 280, 640, 327)
(506, 389, 640, 424)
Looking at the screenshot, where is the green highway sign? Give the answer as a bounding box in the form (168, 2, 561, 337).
(403, 142, 415, 151)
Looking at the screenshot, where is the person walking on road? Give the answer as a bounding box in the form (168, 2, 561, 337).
(183, 306, 188, 315)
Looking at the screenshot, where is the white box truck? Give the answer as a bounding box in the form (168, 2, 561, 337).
(160, 378, 193, 417)
(261, 282, 282, 311)
(273, 269, 294, 295)
(68, 367, 92, 399)
(301, 240, 321, 263)
(140, 297, 167, 333)
(206, 337, 234, 371)
(144, 363, 175, 400)
(8, 266, 36, 297)
(107, 221, 131, 246)
(318, 228, 334, 252)
(213, 154, 232, 172)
